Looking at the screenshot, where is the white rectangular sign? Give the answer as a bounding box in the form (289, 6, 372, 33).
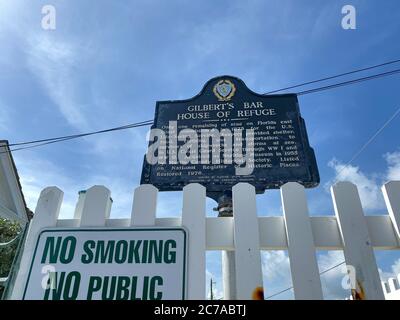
(23, 228, 187, 300)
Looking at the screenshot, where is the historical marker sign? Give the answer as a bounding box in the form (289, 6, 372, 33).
(23, 228, 187, 300)
(141, 76, 319, 199)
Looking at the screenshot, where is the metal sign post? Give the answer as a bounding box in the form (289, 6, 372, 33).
(213, 191, 236, 299)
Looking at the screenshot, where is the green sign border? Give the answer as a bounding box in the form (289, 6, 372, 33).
(22, 227, 187, 300)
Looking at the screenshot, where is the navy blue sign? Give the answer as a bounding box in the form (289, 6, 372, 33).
(141, 76, 319, 199)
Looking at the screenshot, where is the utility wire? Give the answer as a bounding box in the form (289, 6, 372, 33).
(297, 68, 400, 95)
(3, 61, 400, 154)
(8, 120, 154, 147)
(265, 58, 400, 94)
(0, 121, 153, 154)
(264, 261, 346, 300)
(332, 105, 400, 184)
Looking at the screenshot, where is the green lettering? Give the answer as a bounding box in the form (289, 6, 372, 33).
(115, 241, 128, 264)
(128, 240, 142, 263)
(116, 276, 130, 300)
(81, 240, 95, 264)
(63, 271, 80, 300)
(41, 237, 61, 264)
(94, 240, 115, 263)
(142, 276, 149, 300)
(43, 272, 65, 300)
(148, 240, 162, 263)
(59, 236, 76, 264)
(102, 276, 117, 300)
(130, 277, 140, 300)
(164, 240, 176, 263)
(87, 276, 102, 300)
(142, 241, 148, 263)
(150, 276, 163, 300)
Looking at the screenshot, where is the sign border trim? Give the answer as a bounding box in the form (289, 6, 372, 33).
(22, 227, 187, 300)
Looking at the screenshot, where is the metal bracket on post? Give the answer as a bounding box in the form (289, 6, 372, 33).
(213, 190, 233, 218)
(213, 190, 236, 299)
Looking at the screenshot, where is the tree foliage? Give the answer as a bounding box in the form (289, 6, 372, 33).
(0, 218, 22, 297)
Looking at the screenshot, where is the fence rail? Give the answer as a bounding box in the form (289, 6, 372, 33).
(8, 181, 400, 300)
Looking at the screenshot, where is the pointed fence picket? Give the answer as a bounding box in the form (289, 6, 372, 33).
(331, 182, 385, 299)
(182, 183, 206, 299)
(232, 183, 263, 299)
(281, 182, 323, 300)
(8, 181, 400, 300)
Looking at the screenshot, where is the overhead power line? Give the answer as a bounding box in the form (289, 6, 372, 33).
(297, 68, 400, 95)
(265, 58, 400, 94)
(8, 120, 154, 147)
(0, 120, 153, 154)
(332, 105, 400, 184)
(3, 60, 400, 154)
(264, 261, 346, 300)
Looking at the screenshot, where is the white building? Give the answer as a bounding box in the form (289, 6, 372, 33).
(0, 140, 31, 225)
(381, 275, 400, 300)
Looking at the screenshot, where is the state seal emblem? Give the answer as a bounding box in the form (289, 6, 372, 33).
(213, 79, 236, 101)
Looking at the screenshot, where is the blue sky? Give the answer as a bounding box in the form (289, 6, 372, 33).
(1, 0, 400, 299)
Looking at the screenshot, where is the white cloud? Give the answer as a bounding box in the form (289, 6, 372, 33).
(261, 250, 351, 300)
(86, 127, 149, 156)
(14, 153, 142, 220)
(262, 251, 291, 282)
(327, 150, 400, 211)
(156, 192, 183, 218)
(392, 259, 400, 276)
(317, 251, 349, 300)
(27, 33, 92, 129)
(14, 153, 77, 219)
(327, 159, 384, 210)
(261, 251, 293, 299)
(26, 34, 89, 129)
(384, 151, 400, 181)
(379, 258, 400, 282)
(83, 174, 134, 219)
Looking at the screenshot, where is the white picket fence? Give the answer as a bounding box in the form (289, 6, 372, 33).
(9, 181, 400, 300)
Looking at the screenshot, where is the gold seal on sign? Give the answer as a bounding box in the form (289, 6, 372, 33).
(213, 79, 236, 101)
